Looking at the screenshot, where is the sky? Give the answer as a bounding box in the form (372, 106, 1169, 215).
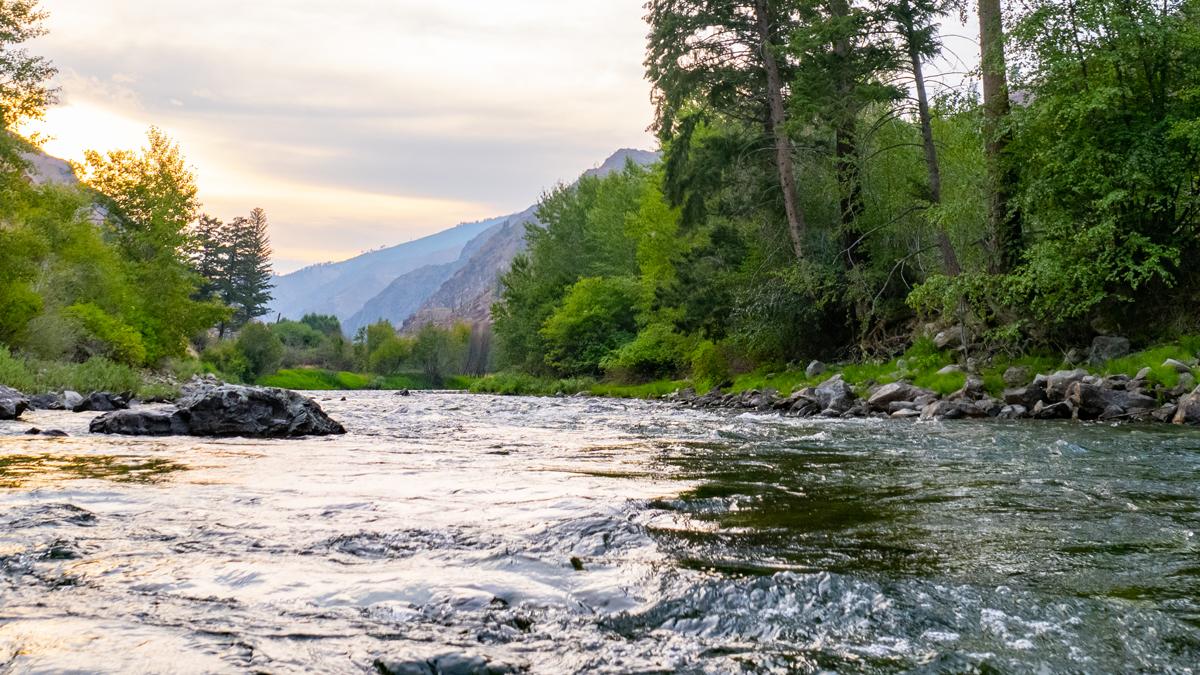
(26, 1, 658, 273)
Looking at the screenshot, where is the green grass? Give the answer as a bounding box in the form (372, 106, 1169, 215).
(0, 345, 176, 398)
(1097, 345, 1197, 388)
(258, 368, 476, 391)
(591, 379, 689, 399)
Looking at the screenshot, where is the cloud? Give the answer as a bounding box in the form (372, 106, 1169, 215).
(28, 0, 657, 272)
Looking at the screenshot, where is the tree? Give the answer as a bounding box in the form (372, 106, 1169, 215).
(224, 207, 274, 327)
(978, 0, 1021, 271)
(0, 0, 57, 129)
(78, 128, 226, 362)
(411, 323, 467, 385)
(880, 0, 961, 274)
(645, 0, 808, 258)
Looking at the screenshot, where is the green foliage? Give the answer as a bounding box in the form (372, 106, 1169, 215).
(236, 323, 284, 380)
(200, 341, 251, 383)
(63, 303, 146, 365)
(0, 345, 167, 398)
(540, 277, 640, 376)
(368, 336, 414, 375)
(604, 322, 693, 379)
(411, 323, 469, 386)
(689, 340, 731, 392)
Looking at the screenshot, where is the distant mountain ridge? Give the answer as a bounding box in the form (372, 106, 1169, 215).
(267, 216, 508, 321)
(270, 148, 660, 332)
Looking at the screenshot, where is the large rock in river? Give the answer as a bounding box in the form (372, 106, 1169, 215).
(91, 384, 346, 437)
(0, 385, 30, 420)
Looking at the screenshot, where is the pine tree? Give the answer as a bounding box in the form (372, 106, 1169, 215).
(224, 208, 274, 328)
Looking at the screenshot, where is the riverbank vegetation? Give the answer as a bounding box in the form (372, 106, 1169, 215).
(484, 0, 1200, 394)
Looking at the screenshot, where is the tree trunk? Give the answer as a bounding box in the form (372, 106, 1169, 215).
(978, 0, 1021, 272)
(906, 17, 961, 275)
(753, 0, 806, 259)
(829, 0, 867, 271)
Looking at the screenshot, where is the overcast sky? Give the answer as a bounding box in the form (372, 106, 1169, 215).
(28, 1, 657, 273)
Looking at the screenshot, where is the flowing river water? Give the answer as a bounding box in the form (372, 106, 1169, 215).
(1, 391, 1198, 673)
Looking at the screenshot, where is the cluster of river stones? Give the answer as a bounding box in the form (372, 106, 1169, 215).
(669, 361, 1200, 425)
(0, 377, 345, 438)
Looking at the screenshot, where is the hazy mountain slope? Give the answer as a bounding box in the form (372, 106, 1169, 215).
(342, 218, 504, 334)
(401, 149, 660, 331)
(267, 216, 508, 321)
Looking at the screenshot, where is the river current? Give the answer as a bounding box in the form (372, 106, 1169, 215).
(1, 391, 1198, 673)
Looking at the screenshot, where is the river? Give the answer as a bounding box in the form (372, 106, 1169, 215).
(1, 391, 1198, 673)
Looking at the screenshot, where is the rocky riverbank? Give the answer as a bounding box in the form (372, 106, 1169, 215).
(669, 363, 1200, 425)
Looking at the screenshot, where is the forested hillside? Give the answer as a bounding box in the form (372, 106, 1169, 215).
(487, 0, 1200, 386)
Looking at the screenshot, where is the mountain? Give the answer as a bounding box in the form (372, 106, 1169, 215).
(341, 213, 502, 334)
(272, 148, 659, 331)
(400, 149, 660, 331)
(266, 216, 508, 321)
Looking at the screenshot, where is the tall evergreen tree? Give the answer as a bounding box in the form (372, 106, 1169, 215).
(225, 207, 274, 328)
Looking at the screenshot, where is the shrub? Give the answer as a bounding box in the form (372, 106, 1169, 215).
(201, 341, 251, 382)
(64, 303, 147, 366)
(236, 323, 284, 380)
(603, 323, 692, 379)
(689, 339, 731, 391)
(540, 277, 639, 376)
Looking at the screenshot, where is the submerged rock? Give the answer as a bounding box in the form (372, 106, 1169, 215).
(373, 649, 527, 675)
(91, 384, 346, 437)
(0, 385, 30, 420)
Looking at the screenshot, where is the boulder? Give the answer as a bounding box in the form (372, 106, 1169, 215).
(919, 399, 986, 421)
(30, 428, 69, 437)
(1032, 400, 1073, 420)
(936, 364, 963, 376)
(0, 385, 30, 420)
(866, 382, 931, 411)
(934, 328, 963, 350)
(805, 360, 827, 378)
(90, 409, 190, 436)
(91, 385, 346, 437)
(1045, 369, 1089, 402)
(975, 397, 1005, 417)
(890, 408, 922, 419)
(1164, 358, 1193, 373)
(61, 390, 84, 410)
(72, 391, 132, 413)
(1153, 404, 1178, 423)
(1134, 367, 1153, 382)
(950, 375, 986, 401)
(1088, 336, 1130, 365)
(29, 393, 65, 410)
(814, 375, 856, 414)
(997, 404, 1027, 420)
(1002, 366, 1031, 387)
(1004, 385, 1047, 410)
(1173, 389, 1200, 425)
(1067, 382, 1157, 420)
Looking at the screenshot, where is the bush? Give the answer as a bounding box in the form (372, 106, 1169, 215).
(236, 323, 284, 380)
(64, 303, 148, 366)
(689, 340, 731, 391)
(540, 277, 639, 376)
(602, 323, 692, 379)
(201, 341, 251, 382)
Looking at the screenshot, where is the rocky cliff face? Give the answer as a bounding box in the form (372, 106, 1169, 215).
(267, 216, 507, 322)
(399, 149, 660, 331)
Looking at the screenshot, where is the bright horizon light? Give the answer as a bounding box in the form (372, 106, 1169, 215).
(25, 0, 658, 273)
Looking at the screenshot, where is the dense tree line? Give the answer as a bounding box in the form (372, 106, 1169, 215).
(0, 1, 275, 373)
(494, 0, 1200, 383)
